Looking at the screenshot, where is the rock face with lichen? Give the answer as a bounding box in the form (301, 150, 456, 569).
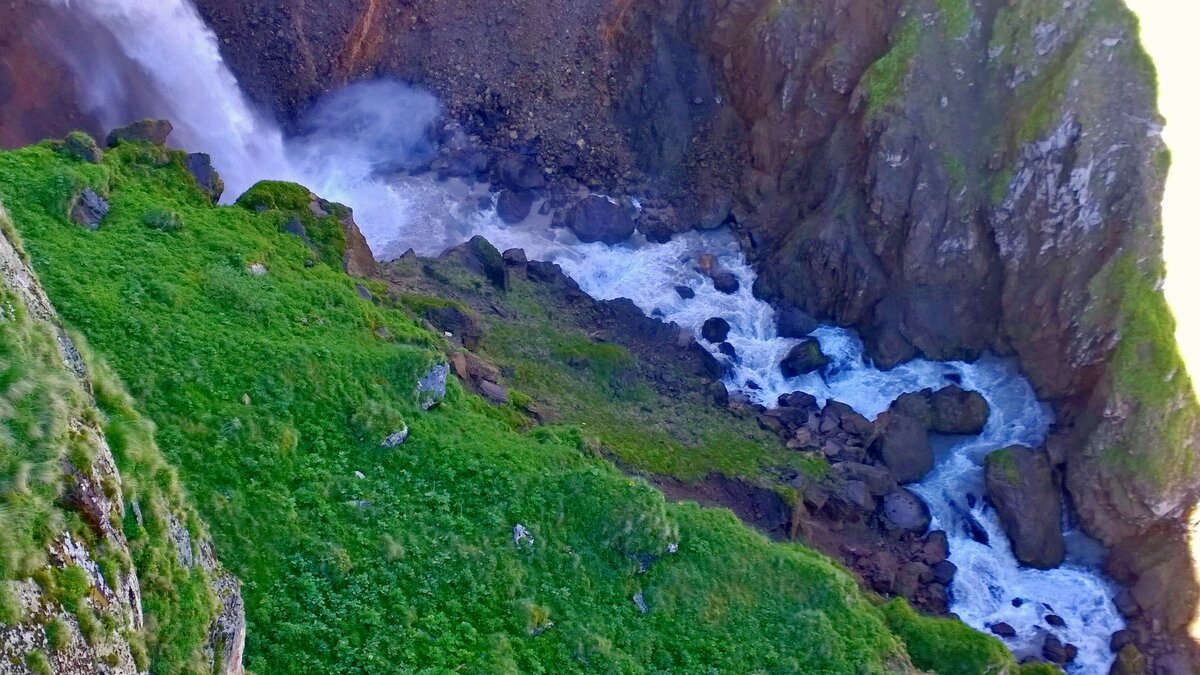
(0, 202, 244, 675)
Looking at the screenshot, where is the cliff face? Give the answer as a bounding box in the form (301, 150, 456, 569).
(0, 202, 244, 674)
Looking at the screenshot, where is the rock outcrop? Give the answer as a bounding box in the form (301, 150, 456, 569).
(984, 446, 1065, 569)
(0, 201, 245, 674)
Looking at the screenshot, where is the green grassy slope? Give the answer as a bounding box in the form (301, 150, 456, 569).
(0, 139, 1030, 673)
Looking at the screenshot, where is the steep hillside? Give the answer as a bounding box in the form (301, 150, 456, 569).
(0, 200, 242, 673)
(0, 135, 1046, 673)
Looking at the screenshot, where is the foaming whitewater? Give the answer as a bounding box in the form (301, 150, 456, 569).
(49, 0, 440, 260)
(51, 0, 1123, 668)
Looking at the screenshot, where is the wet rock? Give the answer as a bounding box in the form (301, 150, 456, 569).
(780, 338, 830, 378)
(564, 195, 635, 245)
(1110, 645, 1146, 675)
(984, 446, 1065, 569)
(675, 285, 695, 299)
(692, 341, 725, 379)
(69, 187, 108, 230)
(496, 188, 534, 223)
(107, 118, 173, 146)
(1110, 629, 1136, 653)
(776, 306, 818, 338)
(717, 341, 737, 360)
(497, 153, 546, 192)
(381, 426, 410, 448)
(990, 622, 1016, 638)
(880, 489, 931, 535)
(871, 406, 933, 485)
(1042, 635, 1077, 665)
(186, 152, 225, 203)
(695, 193, 732, 230)
(921, 530, 949, 565)
(479, 380, 509, 404)
(929, 385, 990, 435)
(1045, 614, 1065, 627)
(61, 130, 103, 163)
(778, 391, 818, 411)
(710, 270, 739, 294)
(416, 363, 449, 409)
(701, 317, 731, 343)
(931, 560, 957, 585)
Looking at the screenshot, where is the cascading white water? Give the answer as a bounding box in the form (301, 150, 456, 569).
(50, 0, 1125, 669)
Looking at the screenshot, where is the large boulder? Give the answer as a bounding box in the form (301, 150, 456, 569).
(870, 402, 933, 484)
(61, 131, 103, 163)
(780, 338, 830, 378)
(701, 317, 731, 343)
(880, 489, 931, 534)
(496, 189, 534, 223)
(496, 153, 546, 192)
(564, 196, 635, 245)
(984, 446, 1065, 569)
(441, 235, 509, 290)
(776, 306, 818, 338)
(106, 118, 173, 146)
(929, 385, 990, 435)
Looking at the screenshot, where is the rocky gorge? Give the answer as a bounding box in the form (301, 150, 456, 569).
(1, 0, 1198, 673)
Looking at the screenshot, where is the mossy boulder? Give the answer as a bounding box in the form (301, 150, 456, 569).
(984, 446, 1064, 569)
(60, 131, 103, 164)
(780, 338, 830, 378)
(106, 118, 173, 147)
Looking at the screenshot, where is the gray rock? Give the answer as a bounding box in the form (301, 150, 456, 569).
(675, 285, 695, 299)
(62, 131, 103, 163)
(990, 622, 1016, 638)
(632, 591, 648, 614)
(479, 380, 509, 404)
(701, 317, 731, 343)
(931, 560, 957, 585)
(871, 410, 933, 484)
(776, 307, 818, 338)
(984, 446, 1065, 569)
(564, 196, 635, 245)
(512, 523, 534, 548)
(186, 152, 225, 203)
(70, 187, 108, 230)
(832, 462, 896, 496)
(880, 489, 931, 534)
(780, 338, 830, 378)
(416, 363, 449, 409)
(497, 153, 546, 192)
(929, 385, 990, 435)
(496, 189, 534, 223)
(502, 248, 528, 266)
(382, 425, 409, 448)
(710, 270, 739, 294)
(834, 479, 876, 512)
(107, 118, 173, 147)
(1042, 634, 1077, 665)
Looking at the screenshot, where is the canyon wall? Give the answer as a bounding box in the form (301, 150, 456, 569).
(2, 0, 1196, 667)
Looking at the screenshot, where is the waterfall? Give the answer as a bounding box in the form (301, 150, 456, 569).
(47, 0, 1125, 669)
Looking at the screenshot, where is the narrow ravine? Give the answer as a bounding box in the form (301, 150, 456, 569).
(52, 0, 1125, 669)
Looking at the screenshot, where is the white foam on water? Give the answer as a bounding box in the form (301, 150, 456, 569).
(50, 0, 1125, 668)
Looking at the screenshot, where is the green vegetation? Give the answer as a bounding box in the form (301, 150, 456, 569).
(985, 448, 1021, 485)
(398, 259, 827, 482)
(236, 179, 350, 270)
(45, 616, 70, 651)
(0, 140, 1027, 672)
(25, 649, 52, 675)
(1088, 253, 1198, 487)
(934, 0, 972, 39)
(862, 17, 922, 118)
